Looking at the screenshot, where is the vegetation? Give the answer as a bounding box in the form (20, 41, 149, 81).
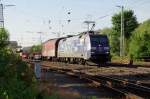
(100, 10, 150, 62)
(111, 10, 138, 55)
(100, 10, 138, 57)
(0, 28, 37, 99)
(0, 28, 9, 49)
(129, 19, 150, 59)
(30, 45, 42, 53)
(0, 28, 63, 99)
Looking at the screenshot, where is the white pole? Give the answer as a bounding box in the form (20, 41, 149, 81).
(122, 6, 125, 56)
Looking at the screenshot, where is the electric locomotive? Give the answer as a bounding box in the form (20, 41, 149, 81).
(57, 31, 110, 63)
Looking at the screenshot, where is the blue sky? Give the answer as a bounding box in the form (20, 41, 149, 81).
(2, 0, 150, 46)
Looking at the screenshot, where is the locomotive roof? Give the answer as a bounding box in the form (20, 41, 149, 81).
(43, 31, 107, 44)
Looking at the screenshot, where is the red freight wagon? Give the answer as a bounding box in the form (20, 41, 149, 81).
(42, 38, 63, 59)
(21, 52, 29, 59)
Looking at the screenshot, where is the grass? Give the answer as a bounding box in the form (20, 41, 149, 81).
(111, 55, 150, 66)
(111, 56, 130, 64)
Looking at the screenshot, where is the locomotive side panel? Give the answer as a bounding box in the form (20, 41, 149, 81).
(83, 34, 91, 60)
(57, 34, 90, 59)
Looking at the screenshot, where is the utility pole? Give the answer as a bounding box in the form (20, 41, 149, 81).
(0, 4, 4, 28)
(116, 5, 124, 57)
(122, 6, 125, 57)
(37, 32, 43, 45)
(121, 6, 125, 57)
(0, 2, 15, 28)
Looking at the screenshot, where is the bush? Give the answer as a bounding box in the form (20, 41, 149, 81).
(0, 48, 37, 99)
(0, 28, 38, 99)
(129, 19, 150, 59)
(0, 28, 9, 49)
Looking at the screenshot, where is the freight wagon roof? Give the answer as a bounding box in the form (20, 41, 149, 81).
(42, 37, 65, 44)
(43, 31, 107, 44)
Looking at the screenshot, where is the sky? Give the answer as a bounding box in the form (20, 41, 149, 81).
(2, 0, 150, 46)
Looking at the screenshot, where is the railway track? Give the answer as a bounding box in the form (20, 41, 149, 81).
(40, 64, 150, 98)
(26, 59, 150, 98)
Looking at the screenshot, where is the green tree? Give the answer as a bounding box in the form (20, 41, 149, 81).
(30, 45, 42, 53)
(111, 10, 138, 55)
(0, 28, 9, 49)
(129, 19, 150, 59)
(100, 28, 112, 35)
(0, 28, 38, 99)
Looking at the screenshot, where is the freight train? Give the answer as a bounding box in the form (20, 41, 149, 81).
(42, 31, 111, 64)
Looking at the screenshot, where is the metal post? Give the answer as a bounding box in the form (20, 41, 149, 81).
(59, 20, 61, 37)
(0, 4, 4, 28)
(117, 5, 124, 57)
(87, 23, 89, 31)
(0, 3, 15, 28)
(120, 6, 123, 57)
(2, 4, 4, 28)
(39, 32, 42, 45)
(37, 32, 42, 45)
(122, 6, 125, 56)
(120, 6, 124, 57)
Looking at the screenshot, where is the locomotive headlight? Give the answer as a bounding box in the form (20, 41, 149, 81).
(105, 51, 110, 54)
(91, 47, 96, 50)
(104, 47, 109, 50)
(91, 51, 95, 54)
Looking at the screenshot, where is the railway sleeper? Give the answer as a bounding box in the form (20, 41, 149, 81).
(32, 62, 150, 98)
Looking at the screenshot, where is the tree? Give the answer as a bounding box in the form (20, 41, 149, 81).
(100, 28, 112, 35)
(111, 10, 138, 55)
(0, 28, 9, 49)
(129, 19, 150, 59)
(30, 45, 42, 53)
(0, 28, 38, 98)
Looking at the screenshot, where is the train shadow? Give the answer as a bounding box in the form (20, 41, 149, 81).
(105, 62, 138, 68)
(87, 62, 139, 68)
(106, 62, 150, 68)
(88, 60, 150, 68)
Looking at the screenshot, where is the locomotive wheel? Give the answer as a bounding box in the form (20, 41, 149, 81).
(66, 58, 70, 64)
(82, 60, 86, 65)
(70, 58, 73, 64)
(78, 58, 82, 65)
(73, 58, 76, 64)
(77, 59, 86, 65)
(68, 58, 71, 63)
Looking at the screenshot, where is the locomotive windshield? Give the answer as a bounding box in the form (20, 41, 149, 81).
(90, 35, 108, 47)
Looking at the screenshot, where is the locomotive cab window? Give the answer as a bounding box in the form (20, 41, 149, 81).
(90, 35, 108, 47)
